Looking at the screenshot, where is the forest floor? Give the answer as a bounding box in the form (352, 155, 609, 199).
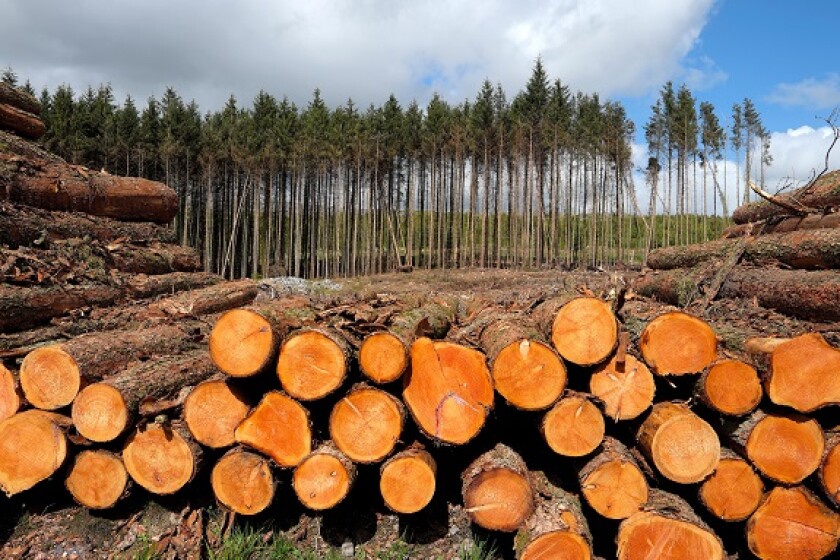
(1, 267, 836, 560)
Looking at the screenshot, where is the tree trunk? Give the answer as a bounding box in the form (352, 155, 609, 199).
(462, 443, 535, 532)
(183, 379, 250, 449)
(639, 311, 717, 376)
(329, 385, 404, 463)
(542, 392, 605, 458)
(234, 391, 311, 468)
(0, 201, 176, 248)
(0, 409, 68, 496)
(578, 437, 649, 520)
(0, 83, 41, 115)
(403, 337, 493, 445)
(379, 444, 437, 514)
(292, 441, 356, 510)
(122, 420, 202, 495)
(0, 103, 45, 139)
(65, 450, 129, 510)
(636, 401, 720, 484)
(698, 448, 764, 521)
(617, 488, 724, 560)
(647, 228, 840, 271)
(210, 447, 275, 516)
(722, 211, 840, 238)
(694, 359, 762, 416)
(746, 486, 839, 560)
(733, 169, 840, 224)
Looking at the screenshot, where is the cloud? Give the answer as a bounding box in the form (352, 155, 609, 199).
(767, 74, 840, 109)
(0, 0, 715, 110)
(682, 56, 728, 91)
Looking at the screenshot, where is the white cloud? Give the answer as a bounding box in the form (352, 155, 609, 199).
(0, 0, 715, 109)
(767, 74, 840, 109)
(682, 56, 728, 91)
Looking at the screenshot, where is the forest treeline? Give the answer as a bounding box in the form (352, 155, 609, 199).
(2, 63, 764, 279)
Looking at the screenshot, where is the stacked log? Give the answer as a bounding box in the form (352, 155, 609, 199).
(0, 83, 45, 140)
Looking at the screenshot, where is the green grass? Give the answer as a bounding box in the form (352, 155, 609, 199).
(457, 536, 498, 560)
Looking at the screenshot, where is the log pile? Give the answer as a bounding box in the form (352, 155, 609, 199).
(637, 169, 840, 322)
(0, 83, 45, 140)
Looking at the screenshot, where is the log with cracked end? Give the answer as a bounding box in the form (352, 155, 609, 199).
(329, 384, 405, 463)
(590, 353, 655, 421)
(542, 392, 605, 458)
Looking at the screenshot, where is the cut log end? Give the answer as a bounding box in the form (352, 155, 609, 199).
(0, 410, 68, 496)
(493, 339, 566, 410)
(20, 345, 81, 410)
(551, 297, 618, 366)
(184, 380, 250, 449)
(0, 363, 20, 422)
(747, 486, 840, 560)
(747, 413, 824, 484)
(638, 402, 720, 484)
(618, 512, 724, 560)
(330, 387, 403, 463)
(359, 332, 408, 384)
(71, 383, 130, 443)
(404, 338, 493, 445)
(209, 309, 276, 377)
(822, 436, 840, 507)
(293, 447, 355, 511)
(640, 312, 717, 376)
(122, 423, 198, 495)
(590, 354, 655, 421)
(519, 532, 592, 560)
(65, 450, 128, 509)
(581, 460, 648, 520)
(699, 457, 764, 521)
(277, 330, 347, 401)
(464, 468, 534, 532)
(700, 359, 762, 416)
(211, 448, 275, 516)
(380, 448, 437, 514)
(768, 333, 840, 413)
(542, 395, 605, 457)
(234, 391, 311, 468)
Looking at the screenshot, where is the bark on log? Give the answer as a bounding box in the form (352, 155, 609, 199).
(533, 296, 618, 366)
(183, 379, 250, 449)
(721, 410, 824, 485)
(635, 266, 840, 321)
(210, 447, 275, 516)
(639, 312, 717, 376)
(474, 311, 566, 411)
(723, 211, 840, 238)
(637, 401, 720, 484)
(0, 83, 41, 115)
(379, 444, 437, 514)
(821, 429, 840, 507)
(694, 359, 762, 416)
(647, 228, 840, 271)
(515, 471, 593, 560)
(764, 333, 840, 413)
(0, 363, 20, 422)
(617, 488, 724, 560)
(590, 353, 655, 421)
(359, 299, 455, 384)
(542, 392, 605, 457)
(293, 442, 356, 511)
(733, 169, 840, 224)
(578, 437, 649, 520)
(0, 409, 68, 496)
(122, 420, 203, 495)
(234, 391, 312, 468)
(329, 385, 405, 463)
(747, 486, 839, 560)
(698, 447, 764, 522)
(72, 351, 219, 442)
(277, 328, 352, 401)
(0, 103, 45, 139)
(462, 444, 535, 532)
(403, 337, 494, 445)
(0, 201, 176, 248)
(65, 450, 129, 510)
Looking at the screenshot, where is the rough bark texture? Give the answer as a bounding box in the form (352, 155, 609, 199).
(0, 363, 20, 422)
(723, 211, 840, 238)
(821, 429, 840, 507)
(0, 201, 176, 248)
(0, 103, 45, 139)
(635, 266, 840, 321)
(0, 83, 42, 115)
(647, 228, 840, 271)
(733, 169, 840, 224)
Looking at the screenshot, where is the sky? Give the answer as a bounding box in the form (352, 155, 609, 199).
(2, 0, 839, 207)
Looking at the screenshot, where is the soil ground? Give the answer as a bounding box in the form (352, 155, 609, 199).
(1, 268, 837, 559)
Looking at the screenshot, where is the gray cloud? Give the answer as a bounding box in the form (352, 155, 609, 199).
(2, 0, 715, 110)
